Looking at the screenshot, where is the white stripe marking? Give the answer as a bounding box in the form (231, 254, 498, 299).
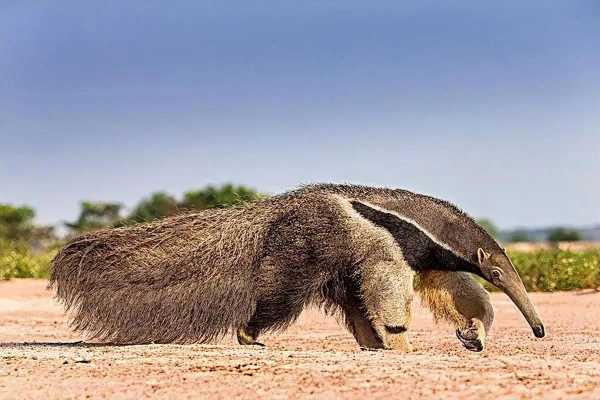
(351, 199, 456, 254)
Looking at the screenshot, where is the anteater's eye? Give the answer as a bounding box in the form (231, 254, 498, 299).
(491, 269, 502, 280)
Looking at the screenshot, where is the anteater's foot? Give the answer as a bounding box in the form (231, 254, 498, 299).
(456, 329, 483, 352)
(237, 327, 264, 347)
(456, 318, 486, 352)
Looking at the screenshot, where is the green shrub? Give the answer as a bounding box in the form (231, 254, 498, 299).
(547, 228, 582, 242)
(0, 242, 56, 280)
(482, 249, 600, 292)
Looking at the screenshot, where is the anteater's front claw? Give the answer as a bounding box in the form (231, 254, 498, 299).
(456, 329, 483, 352)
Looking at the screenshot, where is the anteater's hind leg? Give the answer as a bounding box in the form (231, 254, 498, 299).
(237, 295, 305, 347)
(236, 324, 264, 346)
(416, 270, 494, 352)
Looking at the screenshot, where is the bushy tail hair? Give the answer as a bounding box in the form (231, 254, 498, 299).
(49, 207, 269, 344)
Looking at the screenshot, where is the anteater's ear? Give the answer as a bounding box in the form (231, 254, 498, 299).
(477, 248, 490, 264)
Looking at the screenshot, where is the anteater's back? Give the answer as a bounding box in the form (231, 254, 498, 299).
(50, 204, 275, 344)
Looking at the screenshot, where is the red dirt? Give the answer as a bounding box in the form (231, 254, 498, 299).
(0, 279, 598, 399)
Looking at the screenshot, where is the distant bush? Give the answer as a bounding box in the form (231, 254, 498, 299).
(547, 228, 582, 242)
(127, 192, 179, 223)
(507, 230, 530, 242)
(181, 184, 264, 211)
(67, 184, 265, 232)
(65, 201, 124, 234)
(0, 203, 58, 279)
(0, 241, 57, 280)
(482, 249, 600, 292)
(0, 204, 35, 242)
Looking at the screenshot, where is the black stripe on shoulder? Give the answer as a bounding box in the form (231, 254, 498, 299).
(350, 200, 480, 275)
(350, 200, 427, 246)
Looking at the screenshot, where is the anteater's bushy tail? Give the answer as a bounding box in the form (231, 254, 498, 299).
(49, 207, 269, 344)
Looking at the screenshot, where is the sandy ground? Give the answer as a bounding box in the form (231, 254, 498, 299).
(0, 280, 598, 399)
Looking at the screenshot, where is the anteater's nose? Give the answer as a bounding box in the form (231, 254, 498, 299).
(532, 324, 545, 338)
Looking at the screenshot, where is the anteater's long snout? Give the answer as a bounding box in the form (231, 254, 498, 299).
(502, 279, 545, 338)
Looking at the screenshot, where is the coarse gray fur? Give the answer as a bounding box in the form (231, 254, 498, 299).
(50, 184, 544, 350)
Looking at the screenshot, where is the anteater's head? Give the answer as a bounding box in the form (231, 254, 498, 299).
(351, 193, 545, 339)
(436, 205, 545, 339)
(473, 246, 545, 338)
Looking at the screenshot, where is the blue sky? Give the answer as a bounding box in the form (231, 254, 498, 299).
(1, 1, 599, 229)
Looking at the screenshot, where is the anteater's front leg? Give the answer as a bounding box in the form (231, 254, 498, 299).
(349, 260, 415, 351)
(342, 293, 384, 349)
(416, 270, 494, 352)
